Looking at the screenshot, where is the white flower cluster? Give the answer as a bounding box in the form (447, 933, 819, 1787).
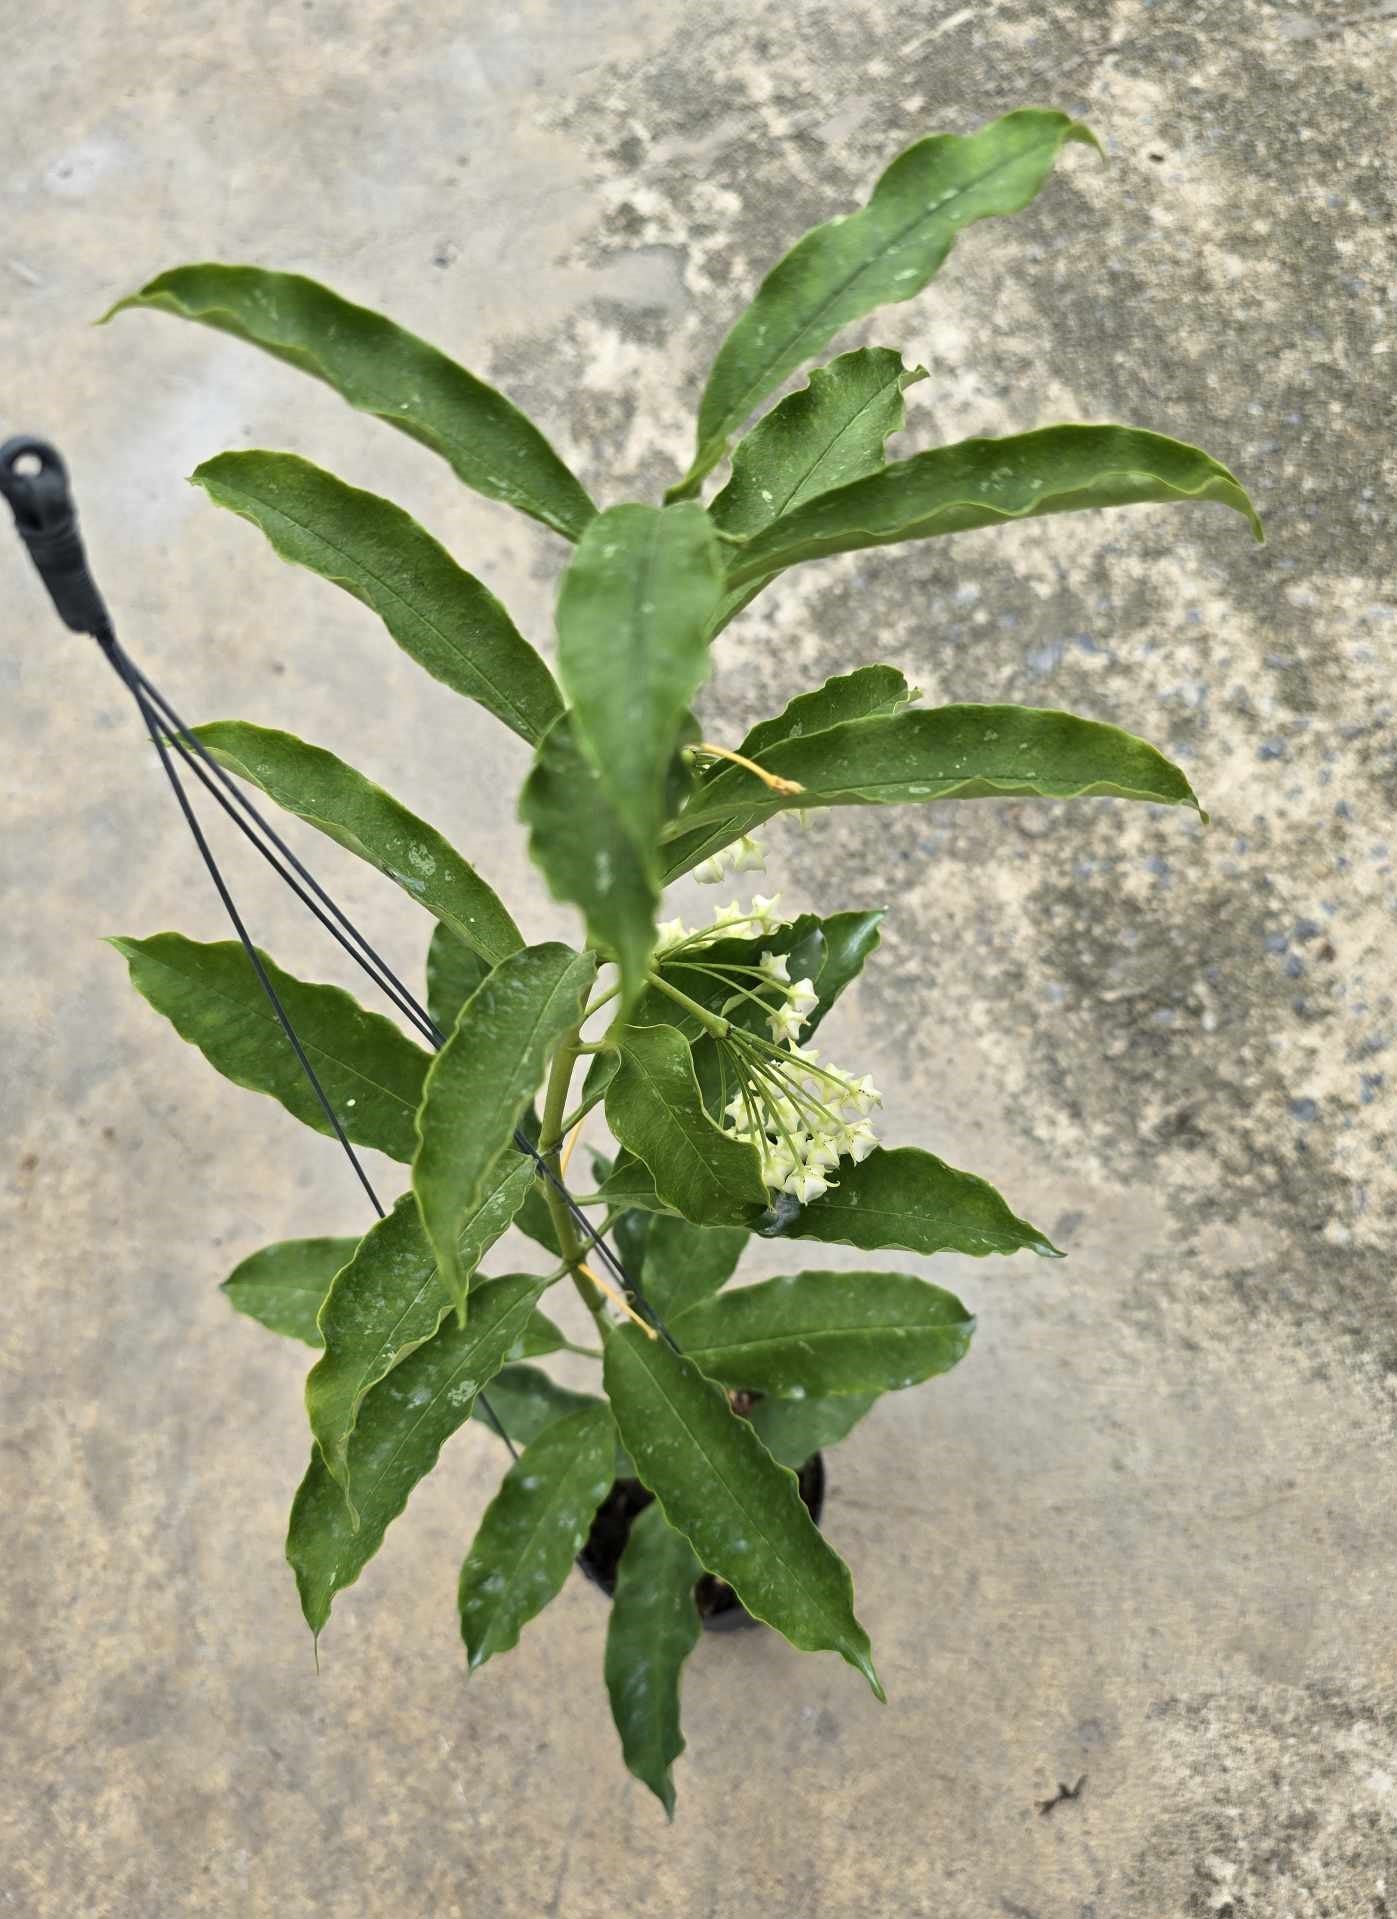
(693, 833, 766, 885)
(647, 888, 881, 1207)
(724, 1035, 881, 1205)
(654, 892, 789, 955)
(720, 950, 880, 1204)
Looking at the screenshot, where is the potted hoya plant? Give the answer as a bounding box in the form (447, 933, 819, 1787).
(94, 109, 1259, 1814)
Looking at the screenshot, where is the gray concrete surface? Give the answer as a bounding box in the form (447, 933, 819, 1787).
(3, 1, 1395, 1912)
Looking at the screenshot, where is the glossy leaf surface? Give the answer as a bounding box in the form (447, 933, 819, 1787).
(221, 1234, 357, 1346)
(668, 704, 1203, 833)
(458, 1404, 615, 1670)
(671, 1269, 974, 1396)
(470, 1364, 605, 1450)
(640, 1214, 748, 1322)
(195, 718, 523, 964)
(605, 1024, 766, 1227)
(746, 1392, 877, 1469)
(557, 502, 724, 857)
(425, 926, 490, 1036)
(709, 349, 925, 632)
(767, 1145, 1060, 1259)
(604, 1501, 703, 1817)
(604, 1324, 882, 1696)
(413, 944, 595, 1315)
(520, 715, 659, 1013)
(111, 933, 430, 1161)
(306, 1171, 534, 1497)
(724, 424, 1261, 588)
(192, 454, 564, 744)
(288, 1271, 546, 1637)
(109, 268, 596, 539)
(662, 665, 915, 880)
(672, 110, 1097, 494)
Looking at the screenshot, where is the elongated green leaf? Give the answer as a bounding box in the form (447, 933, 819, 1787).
(606, 1024, 766, 1228)
(458, 1404, 615, 1671)
(471, 1364, 605, 1450)
(604, 1501, 703, 1817)
(598, 1153, 673, 1218)
(746, 1392, 876, 1469)
(521, 715, 659, 1013)
(288, 1271, 546, 1637)
(709, 350, 925, 633)
(604, 1324, 882, 1696)
(641, 1215, 748, 1322)
(739, 665, 918, 762)
(671, 109, 1098, 496)
(558, 502, 724, 862)
(711, 350, 925, 539)
(107, 267, 596, 540)
(667, 703, 1203, 836)
(194, 719, 522, 965)
(724, 424, 1262, 588)
(305, 1167, 533, 1498)
(191, 453, 563, 744)
(769, 1145, 1060, 1259)
(414, 944, 596, 1315)
(111, 933, 430, 1160)
(426, 925, 491, 1035)
(662, 666, 916, 880)
(671, 1269, 973, 1396)
(222, 1234, 358, 1346)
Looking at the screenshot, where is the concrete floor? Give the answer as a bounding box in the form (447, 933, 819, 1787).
(3, 1, 1395, 1912)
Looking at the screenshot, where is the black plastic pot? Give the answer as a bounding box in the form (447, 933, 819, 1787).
(576, 1452, 826, 1633)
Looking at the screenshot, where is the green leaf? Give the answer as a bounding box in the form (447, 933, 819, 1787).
(519, 1308, 572, 1359)
(192, 455, 564, 746)
(221, 1234, 357, 1346)
(598, 1153, 673, 1218)
(768, 1145, 1061, 1259)
(641, 1214, 747, 1322)
(288, 1271, 547, 1638)
(107, 268, 596, 540)
(413, 944, 596, 1317)
(661, 666, 916, 880)
(670, 1269, 973, 1396)
(605, 1024, 767, 1227)
(194, 719, 523, 965)
(724, 424, 1262, 590)
(557, 502, 724, 866)
(511, 1178, 562, 1261)
(603, 1323, 882, 1696)
(604, 1501, 703, 1817)
(670, 109, 1098, 496)
(738, 664, 918, 762)
(711, 349, 925, 539)
(521, 715, 660, 1013)
(745, 1393, 877, 1470)
(426, 925, 491, 1036)
(667, 703, 1204, 835)
(305, 1168, 534, 1498)
(708, 349, 925, 633)
(458, 1404, 615, 1671)
(470, 1364, 605, 1450)
(110, 933, 430, 1160)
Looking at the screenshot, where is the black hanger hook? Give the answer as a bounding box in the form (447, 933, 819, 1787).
(1, 435, 112, 638)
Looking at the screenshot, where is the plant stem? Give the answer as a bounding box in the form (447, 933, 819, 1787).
(539, 1025, 607, 1327)
(646, 969, 731, 1037)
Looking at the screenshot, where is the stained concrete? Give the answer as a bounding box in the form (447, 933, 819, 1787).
(3, 1, 1395, 1912)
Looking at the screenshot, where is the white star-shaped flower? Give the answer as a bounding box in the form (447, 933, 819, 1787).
(728, 834, 766, 874)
